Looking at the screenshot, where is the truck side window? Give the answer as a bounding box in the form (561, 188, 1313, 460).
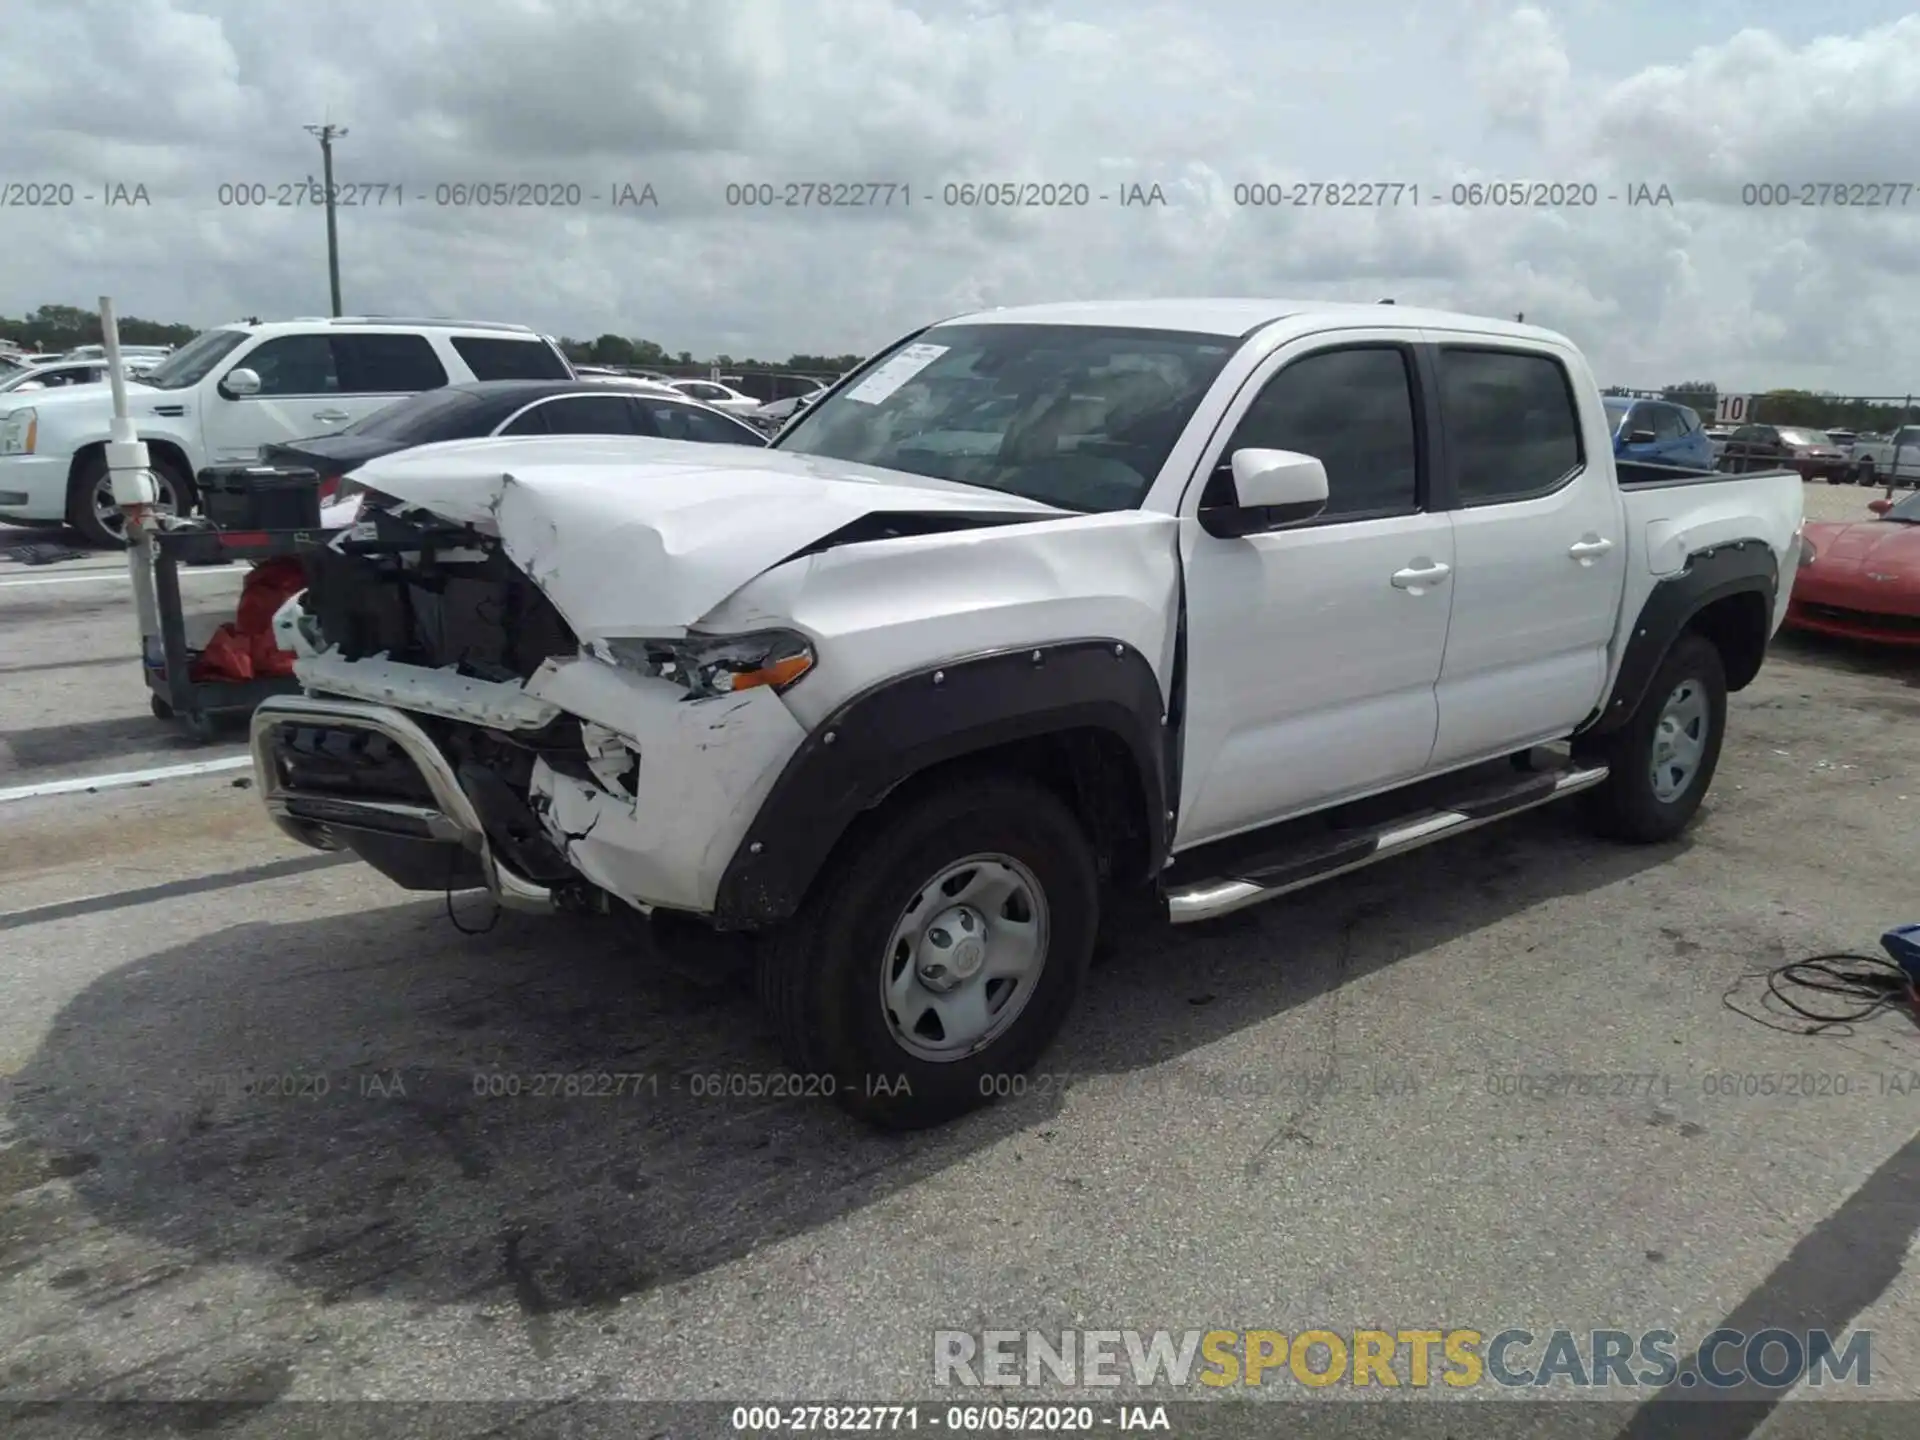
(1209, 346, 1419, 519)
(1438, 349, 1583, 504)
(1652, 405, 1686, 440)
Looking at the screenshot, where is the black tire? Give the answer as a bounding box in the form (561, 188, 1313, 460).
(66, 451, 194, 548)
(1579, 632, 1727, 844)
(1856, 460, 1875, 486)
(149, 693, 174, 720)
(757, 774, 1099, 1130)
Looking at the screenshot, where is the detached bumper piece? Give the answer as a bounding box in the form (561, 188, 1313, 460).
(250, 694, 554, 910)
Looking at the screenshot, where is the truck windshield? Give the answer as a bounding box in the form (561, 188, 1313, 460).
(772, 323, 1237, 512)
(138, 329, 249, 391)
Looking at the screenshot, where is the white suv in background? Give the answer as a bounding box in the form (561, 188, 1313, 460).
(0, 316, 574, 545)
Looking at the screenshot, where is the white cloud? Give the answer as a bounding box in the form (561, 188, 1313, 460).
(0, 0, 1916, 392)
(1472, 6, 1571, 137)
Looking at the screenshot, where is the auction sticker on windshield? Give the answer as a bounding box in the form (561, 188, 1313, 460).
(845, 343, 949, 404)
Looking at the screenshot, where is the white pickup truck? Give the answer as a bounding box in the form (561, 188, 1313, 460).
(249, 300, 1805, 1129)
(0, 317, 573, 545)
(1850, 425, 1920, 488)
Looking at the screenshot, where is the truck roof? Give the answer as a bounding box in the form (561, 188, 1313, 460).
(941, 297, 1567, 346)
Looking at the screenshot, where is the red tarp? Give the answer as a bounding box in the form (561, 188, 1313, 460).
(188, 557, 307, 683)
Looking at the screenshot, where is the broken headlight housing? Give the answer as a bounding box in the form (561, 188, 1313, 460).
(602, 629, 815, 700)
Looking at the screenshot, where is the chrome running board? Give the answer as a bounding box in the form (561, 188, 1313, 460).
(1165, 764, 1611, 925)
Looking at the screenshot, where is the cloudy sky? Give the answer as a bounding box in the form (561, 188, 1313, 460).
(4, 0, 1919, 393)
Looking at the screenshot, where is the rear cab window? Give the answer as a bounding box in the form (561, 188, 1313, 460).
(1435, 348, 1583, 504)
(453, 336, 573, 381)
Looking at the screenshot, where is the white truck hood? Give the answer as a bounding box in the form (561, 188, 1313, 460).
(346, 435, 1070, 640)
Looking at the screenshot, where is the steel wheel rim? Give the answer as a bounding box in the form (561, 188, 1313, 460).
(879, 852, 1050, 1063)
(92, 471, 180, 539)
(1650, 678, 1709, 803)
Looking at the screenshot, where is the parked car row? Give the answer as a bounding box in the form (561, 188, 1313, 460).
(0, 316, 775, 545)
(1715, 422, 1920, 487)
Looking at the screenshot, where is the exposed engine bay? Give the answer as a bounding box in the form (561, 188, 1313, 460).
(271, 507, 613, 901)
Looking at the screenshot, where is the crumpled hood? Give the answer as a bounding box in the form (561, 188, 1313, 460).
(345, 435, 1069, 640)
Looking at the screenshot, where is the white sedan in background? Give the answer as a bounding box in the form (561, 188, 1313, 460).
(665, 378, 761, 416)
(0, 359, 148, 393)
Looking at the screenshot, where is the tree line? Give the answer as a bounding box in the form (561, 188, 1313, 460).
(0, 304, 862, 376)
(1, 304, 198, 352)
(560, 332, 863, 375)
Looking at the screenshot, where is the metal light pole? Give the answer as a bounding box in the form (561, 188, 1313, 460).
(305, 122, 347, 316)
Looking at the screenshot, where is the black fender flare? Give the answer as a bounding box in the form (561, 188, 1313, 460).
(1579, 539, 1778, 738)
(710, 639, 1172, 929)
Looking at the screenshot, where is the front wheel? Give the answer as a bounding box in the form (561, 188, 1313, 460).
(758, 774, 1099, 1129)
(1579, 632, 1728, 844)
(1856, 459, 1876, 486)
(67, 451, 193, 548)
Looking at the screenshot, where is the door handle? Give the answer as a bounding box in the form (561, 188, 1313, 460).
(1390, 561, 1451, 590)
(1569, 537, 1615, 562)
(313, 409, 349, 423)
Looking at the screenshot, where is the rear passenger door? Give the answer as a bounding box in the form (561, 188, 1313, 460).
(1427, 343, 1627, 769)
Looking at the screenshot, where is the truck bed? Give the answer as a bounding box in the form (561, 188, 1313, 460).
(1616, 458, 1796, 490)
(1615, 460, 1805, 641)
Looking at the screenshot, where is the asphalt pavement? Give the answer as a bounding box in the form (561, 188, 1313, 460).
(1, 492, 1916, 1438)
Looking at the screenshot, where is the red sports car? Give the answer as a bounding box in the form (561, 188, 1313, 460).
(1785, 491, 1920, 645)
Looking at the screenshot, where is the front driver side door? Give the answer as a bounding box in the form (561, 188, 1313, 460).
(1176, 338, 1455, 848)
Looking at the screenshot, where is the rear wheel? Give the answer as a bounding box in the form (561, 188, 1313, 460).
(1579, 632, 1728, 844)
(1856, 458, 1876, 486)
(758, 774, 1099, 1129)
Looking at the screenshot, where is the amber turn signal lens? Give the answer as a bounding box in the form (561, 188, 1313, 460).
(726, 652, 814, 692)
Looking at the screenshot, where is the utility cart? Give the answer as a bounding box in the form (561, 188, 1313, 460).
(141, 464, 333, 743)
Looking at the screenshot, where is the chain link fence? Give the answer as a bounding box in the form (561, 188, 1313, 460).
(1602, 387, 1919, 435)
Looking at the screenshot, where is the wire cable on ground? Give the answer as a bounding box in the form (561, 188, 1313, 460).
(1722, 951, 1920, 1037)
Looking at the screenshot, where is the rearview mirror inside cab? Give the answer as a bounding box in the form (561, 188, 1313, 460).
(1200, 449, 1330, 538)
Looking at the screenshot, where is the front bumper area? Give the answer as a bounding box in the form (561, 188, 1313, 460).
(1785, 597, 1920, 646)
(250, 693, 555, 911)
(0, 454, 73, 521)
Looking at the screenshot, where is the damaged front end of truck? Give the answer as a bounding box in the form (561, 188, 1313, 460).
(248, 438, 1102, 918)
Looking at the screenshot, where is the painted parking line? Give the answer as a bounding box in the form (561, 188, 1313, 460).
(0, 755, 252, 804)
(0, 566, 242, 589)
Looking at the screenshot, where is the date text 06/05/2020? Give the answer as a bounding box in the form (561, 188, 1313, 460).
(209, 180, 659, 208)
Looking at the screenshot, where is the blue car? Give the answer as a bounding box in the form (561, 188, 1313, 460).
(1604, 396, 1716, 471)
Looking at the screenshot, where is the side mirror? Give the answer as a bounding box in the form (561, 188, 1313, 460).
(1628, 429, 1657, 445)
(221, 367, 261, 398)
(1868, 499, 1893, 516)
(1200, 448, 1329, 538)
